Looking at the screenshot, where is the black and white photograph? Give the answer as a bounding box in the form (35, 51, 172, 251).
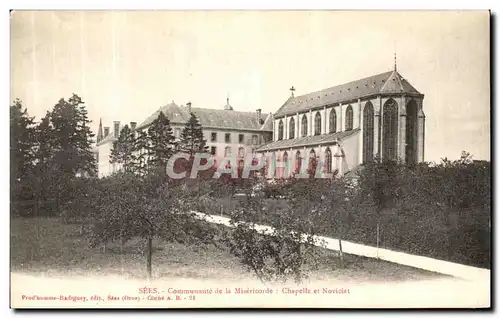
(9, 9, 491, 309)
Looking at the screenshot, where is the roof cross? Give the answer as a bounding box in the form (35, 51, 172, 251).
(290, 86, 296, 97)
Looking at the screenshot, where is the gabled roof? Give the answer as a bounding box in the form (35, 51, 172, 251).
(274, 70, 422, 118)
(256, 128, 360, 152)
(137, 102, 273, 132)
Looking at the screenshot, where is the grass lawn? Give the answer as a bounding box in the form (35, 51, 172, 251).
(11, 217, 446, 283)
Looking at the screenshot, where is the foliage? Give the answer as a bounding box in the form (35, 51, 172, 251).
(221, 179, 325, 284)
(10, 99, 35, 185)
(146, 111, 176, 172)
(109, 125, 136, 172)
(179, 112, 208, 156)
(84, 172, 218, 277)
(10, 95, 97, 217)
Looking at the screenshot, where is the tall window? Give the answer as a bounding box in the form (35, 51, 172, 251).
(301, 115, 308, 137)
(278, 120, 284, 140)
(314, 112, 322, 135)
(238, 147, 245, 157)
(224, 146, 231, 157)
(210, 146, 217, 155)
(329, 109, 337, 133)
(211, 132, 217, 142)
(406, 100, 418, 165)
(175, 128, 181, 138)
(363, 102, 375, 163)
(345, 105, 353, 131)
(289, 117, 295, 139)
(225, 133, 231, 143)
(309, 149, 317, 176)
(239, 134, 244, 143)
(295, 151, 302, 174)
(281, 151, 288, 178)
(382, 99, 398, 161)
(324, 147, 332, 173)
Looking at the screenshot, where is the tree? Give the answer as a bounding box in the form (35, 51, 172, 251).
(87, 172, 217, 279)
(10, 99, 35, 185)
(49, 94, 97, 177)
(10, 99, 37, 216)
(109, 125, 135, 172)
(179, 112, 208, 156)
(146, 112, 176, 173)
(30, 112, 59, 216)
(223, 179, 324, 284)
(132, 129, 149, 176)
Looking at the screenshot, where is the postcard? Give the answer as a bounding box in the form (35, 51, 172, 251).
(10, 10, 491, 309)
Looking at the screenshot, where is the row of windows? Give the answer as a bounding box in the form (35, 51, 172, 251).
(210, 132, 260, 145)
(210, 146, 255, 157)
(263, 148, 337, 176)
(277, 106, 354, 141)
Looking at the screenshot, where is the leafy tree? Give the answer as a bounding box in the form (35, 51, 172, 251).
(10, 99, 35, 185)
(87, 172, 217, 279)
(132, 129, 149, 176)
(109, 125, 136, 172)
(223, 180, 324, 284)
(146, 111, 176, 173)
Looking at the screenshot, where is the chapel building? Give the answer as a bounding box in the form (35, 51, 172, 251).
(256, 63, 425, 178)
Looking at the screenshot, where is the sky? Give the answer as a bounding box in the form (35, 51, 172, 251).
(10, 10, 490, 162)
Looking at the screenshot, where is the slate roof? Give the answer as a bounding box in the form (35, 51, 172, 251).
(274, 70, 422, 118)
(256, 128, 360, 152)
(137, 102, 273, 132)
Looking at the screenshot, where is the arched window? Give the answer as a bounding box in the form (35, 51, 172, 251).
(301, 115, 308, 137)
(289, 118, 295, 139)
(363, 102, 374, 163)
(314, 112, 322, 135)
(382, 99, 399, 161)
(329, 109, 337, 133)
(224, 146, 232, 169)
(295, 151, 302, 174)
(278, 120, 284, 140)
(406, 100, 418, 165)
(308, 149, 317, 176)
(345, 105, 353, 131)
(283, 151, 289, 178)
(324, 147, 332, 174)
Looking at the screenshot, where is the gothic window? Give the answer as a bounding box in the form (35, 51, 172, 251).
(289, 118, 295, 139)
(301, 115, 308, 137)
(295, 151, 302, 174)
(314, 112, 322, 135)
(363, 102, 374, 163)
(324, 147, 332, 174)
(329, 109, 337, 133)
(406, 100, 418, 165)
(308, 149, 317, 176)
(278, 120, 284, 140)
(382, 99, 398, 161)
(345, 105, 353, 131)
(283, 151, 289, 178)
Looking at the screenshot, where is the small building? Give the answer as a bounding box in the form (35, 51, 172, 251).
(256, 62, 425, 178)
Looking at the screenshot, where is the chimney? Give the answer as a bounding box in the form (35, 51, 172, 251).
(130, 122, 137, 131)
(104, 127, 110, 137)
(256, 109, 262, 124)
(187, 101, 192, 114)
(113, 121, 120, 138)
